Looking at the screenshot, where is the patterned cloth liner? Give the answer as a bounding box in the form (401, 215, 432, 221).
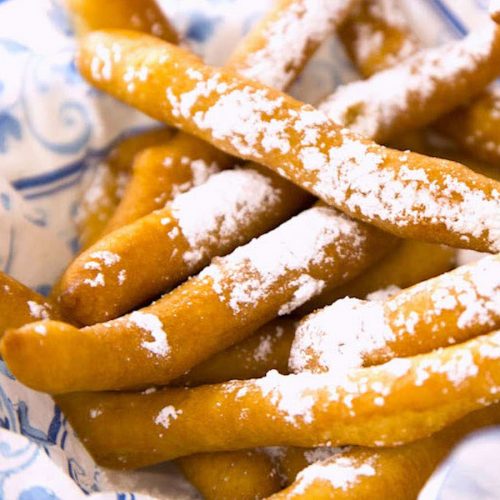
(0, 0, 497, 498)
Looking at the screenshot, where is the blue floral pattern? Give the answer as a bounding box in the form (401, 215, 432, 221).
(0, 0, 497, 498)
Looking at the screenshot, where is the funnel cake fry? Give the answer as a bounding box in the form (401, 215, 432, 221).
(0, 272, 60, 337)
(102, 0, 357, 234)
(269, 404, 500, 499)
(60, 168, 310, 324)
(341, 0, 500, 166)
(55, 330, 500, 468)
(178, 450, 283, 500)
(291, 254, 500, 374)
(180, 241, 455, 387)
(78, 31, 500, 253)
(320, 21, 500, 143)
(65, 0, 179, 42)
(77, 128, 175, 248)
(3, 207, 392, 393)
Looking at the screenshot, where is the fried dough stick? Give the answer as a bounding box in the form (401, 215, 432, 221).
(340, 0, 500, 165)
(66, 0, 179, 42)
(3, 207, 392, 393)
(55, 330, 500, 468)
(0, 271, 60, 337)
(78, 31, 500, 253)
(269, 404, 500, 499)
(102, 0, 358, 234)
(291, 253, 500, 373)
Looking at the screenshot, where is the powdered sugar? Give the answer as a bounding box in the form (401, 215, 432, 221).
(234, 0, 355, 89)
(292, 255, 499, 374)
(27, 300, 50, 320)
(303, 447, 343, 464)
(278, 275, 325, 316)
(128, 311, 170, 357)
(154, 405, 182, 429)
(293, 455, 376, 494)
(171, 169, 278, 266)
(321, 22, 500, 141)
(290, 298, 395, 374)
(82, 251, 122, 288)
(388, 254, 500, 336)
(160, 42, 500, 252)
(201, 206, 366, 315)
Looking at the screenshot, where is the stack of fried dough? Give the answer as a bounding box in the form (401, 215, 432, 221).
(2, 0, 500, 498)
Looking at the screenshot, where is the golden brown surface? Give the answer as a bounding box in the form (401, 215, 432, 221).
(65, 0, 179, 42)
(269, 405, 500, 499)
(54, 330, 500, 468)
(178, 450, 283, 500)
(77, 128, 174, 248)
(102, 0, 355, 234)
(0, 272, 60, 337)
(78, 31, 500, 253)
(177, 318, 296, 387)
(292, 254, 500, 373)
(301, 239, 456, 314)
(3, 207, 392, 393)
(437, 89, 500, 166)
(59, 167, 310, 325)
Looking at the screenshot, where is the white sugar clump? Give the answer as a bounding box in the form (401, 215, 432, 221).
(27, 300, 50, 320)
(414, 348, 478, 387)
(201, 207, 365, 315)
(89, 251, 120, 266)
(129, 311, 170, 357)
(293, 455, 376, 494)
(89, 408, 102, 419)
(303, 447, 344, 464)
(290, 298, 395, 374)
(388, 254, 500, 335)
(82, 251, 122, 288)
(154, 405, 182, 429)
(171, 169, 278, 266)
(320, 22, 499, 140)
(236, 0, 355, 89)
(278, 275, 325, 316)
(164, 43, 500, 251)
(83, 273, 105, 288)
(316, 136, 500, 252)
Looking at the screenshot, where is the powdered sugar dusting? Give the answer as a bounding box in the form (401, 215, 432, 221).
(200, 206, 366, 315)
(388, 254, 500, 338)
(27, 300, 50, 320)
(348, 0, 419, 72)
(303, 447, 344, 464)
(292, 455, 376, 494)
(233, 0, 355, 89)
(155, 405, 182, 429)
(171, 169, 278, 266)
(321, 22, 500, 141)
(159, 45, 500, 252)
(82, 251, 122, 288)
(278, 275, 325, 316)
(128, 311, 170, 357)
(290, 298, 395, 374)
